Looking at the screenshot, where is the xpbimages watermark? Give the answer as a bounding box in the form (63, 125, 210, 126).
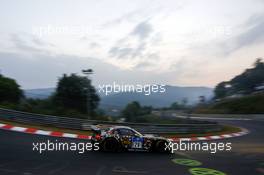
(98, 82, 166, 96)
(32, 140, 99, 154)
(165, 140, 232, 154)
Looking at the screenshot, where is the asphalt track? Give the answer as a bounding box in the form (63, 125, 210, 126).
(0, 119, 263, 175)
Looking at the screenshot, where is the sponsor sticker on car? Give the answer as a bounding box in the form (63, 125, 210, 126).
(131, 137, 144, 149)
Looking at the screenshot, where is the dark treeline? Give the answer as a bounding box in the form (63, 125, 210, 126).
(214, 58, 264, 99)
(196, 58, 264, 114)
(0, 73, 106, 120)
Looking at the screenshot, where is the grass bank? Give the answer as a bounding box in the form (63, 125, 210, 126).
(195, 93, 264, 114)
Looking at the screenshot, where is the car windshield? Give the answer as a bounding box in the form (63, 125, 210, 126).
(132, 129, 143, 137)
(118, 128, 142, 136)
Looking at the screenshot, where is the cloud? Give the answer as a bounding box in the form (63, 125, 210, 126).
(220, 13, 264, 55)
(108, 20, 156, 60)
(188, 12, 264, 57)
(0, 50, 126, 89)
(102, 9, 143, 27)
(146, 52, 160, 60)
(80, 36, 88, 41)
(109, 42, 146, 59)
(130, 20, 153, 40)
(236, 15, 264, 47)
(79, 36, 101, 49)
(9, 34, 51, 54)
(0, 50, 173, 89)
(133, 61, 154, 70)
(89, 42, 100, 49)
(31, 37, 54, 47)
(101, 4, 166, 28)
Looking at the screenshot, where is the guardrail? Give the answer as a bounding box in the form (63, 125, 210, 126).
(0, 108, 222, 134)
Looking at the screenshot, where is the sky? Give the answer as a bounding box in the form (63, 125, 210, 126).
(0, 0, 264, 89)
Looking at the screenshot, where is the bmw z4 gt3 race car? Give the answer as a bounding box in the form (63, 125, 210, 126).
(91, 125, 171, 153)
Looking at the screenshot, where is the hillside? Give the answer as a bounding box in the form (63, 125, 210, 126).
(215, 59, 264, 99)
(195, 93, 264, 114)
(100, 85, 213, 109)
(24, 88, 55, 99)
(24, 85, 213, 109)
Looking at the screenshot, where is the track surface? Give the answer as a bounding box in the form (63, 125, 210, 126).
(0, 119, 263, 175)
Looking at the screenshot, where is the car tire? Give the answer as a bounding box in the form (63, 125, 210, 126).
(155, 140, 168, 153)
(101, 138, 120, 152)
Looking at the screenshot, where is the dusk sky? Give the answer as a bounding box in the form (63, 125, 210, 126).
(0, 0, 264, 89)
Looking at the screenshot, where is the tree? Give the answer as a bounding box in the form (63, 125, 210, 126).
(0, 74, 23, 103)
(141, 106, 152, 115)
(54, 74, 100, 116)
(254, 58, 264, 67)
(181, 98, 188, 106)
(122, 101, 141, 122)
(214, 58, 264, 98)
(170, 102, 182, 110)
(199, 95, 206, 103)
(121, 101, 153, 122)
(214, 82, 228, 99)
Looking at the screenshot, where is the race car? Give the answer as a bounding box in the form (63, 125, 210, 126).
(91, 125, 171, 152)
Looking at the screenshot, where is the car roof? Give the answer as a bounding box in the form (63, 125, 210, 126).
(111, 126, 133, 130)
